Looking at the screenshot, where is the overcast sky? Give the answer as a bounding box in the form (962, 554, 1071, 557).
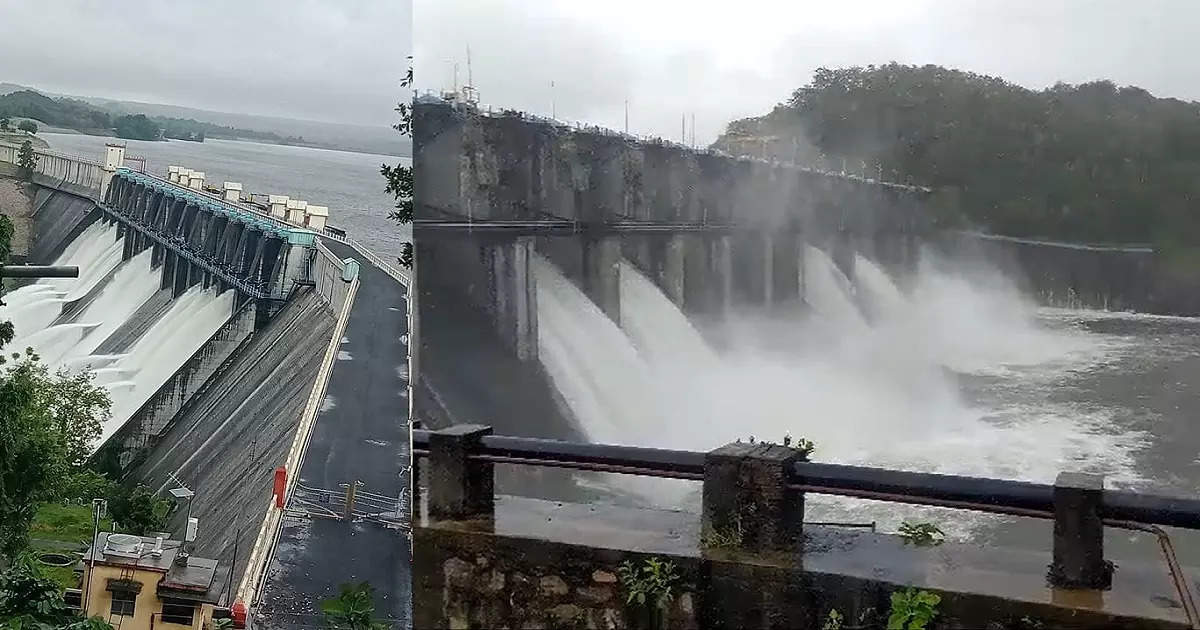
(0, 0, 411, 127)
(415, 0, 1199, 145)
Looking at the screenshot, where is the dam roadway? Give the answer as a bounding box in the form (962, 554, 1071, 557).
(254, 237, 412, 628)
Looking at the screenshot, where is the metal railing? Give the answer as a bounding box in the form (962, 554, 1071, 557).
(412, 428, 1200, 626)
(418, 91, 932, 193)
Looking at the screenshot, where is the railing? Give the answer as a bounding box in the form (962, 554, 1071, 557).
(419, 91, 932, 193)
(412, 427, 1200, 627)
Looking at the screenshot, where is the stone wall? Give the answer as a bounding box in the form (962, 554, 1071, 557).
(0, 177, 33, 260)
(414, 496, 1192, 630)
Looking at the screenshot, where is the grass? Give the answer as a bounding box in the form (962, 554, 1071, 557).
(28, 502, 112, 591)
(30, 502, 111, 544)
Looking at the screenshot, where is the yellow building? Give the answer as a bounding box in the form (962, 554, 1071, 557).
(79, 532, 230, 630)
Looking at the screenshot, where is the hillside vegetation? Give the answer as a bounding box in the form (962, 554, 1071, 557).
(715, 63, 1200, 248)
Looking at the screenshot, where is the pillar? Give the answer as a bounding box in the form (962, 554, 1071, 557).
(731, 232, 769, 305)
(428, 424, 494, 521)
(711, 235, 733, 316)
(770, 231, 801, 306)
(702, 441, 805, 553)
(660, 234, 685, 307)
(492, 236, 537, 362)
(582, 235, 621, 324)
(1050, 472, 1111, 589)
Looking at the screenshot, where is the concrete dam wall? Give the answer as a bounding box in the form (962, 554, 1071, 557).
(130, 286, 336, 592)
(413, 101, 931, 441)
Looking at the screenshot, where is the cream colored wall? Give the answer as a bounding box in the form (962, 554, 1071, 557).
(154, 603, 214, 630)
(81, 564, 163, 629)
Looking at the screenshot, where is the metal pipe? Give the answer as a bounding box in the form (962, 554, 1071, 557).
(0, 265, 79, 278)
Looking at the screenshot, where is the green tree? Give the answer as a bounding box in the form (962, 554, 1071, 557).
(107, 485, 171, 536)
(715, 63, 1200, 248)
(381, 61, 414, 268)
(113, 114, 161, 141)
(321, 582, 389, 630)
(0, 555, 114, 629)
(16, 120, 36, 135)
(16, 141, 36, 181)
(0, 359, 112, 556)
(0, 118, 9, 131)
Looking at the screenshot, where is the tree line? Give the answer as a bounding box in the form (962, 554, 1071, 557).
(715, 63, 1200, 251)
(0, 90, 292, 144)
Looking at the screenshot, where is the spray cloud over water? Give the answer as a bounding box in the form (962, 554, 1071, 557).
(534, 246, 1145, 534)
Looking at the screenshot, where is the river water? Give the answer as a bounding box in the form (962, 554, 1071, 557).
(40, 132, 411, 258)
(532, 248, 1200, 569)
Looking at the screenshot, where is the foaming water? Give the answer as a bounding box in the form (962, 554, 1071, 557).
(535, 248, 1146, 534)
(100, 286, 235, 442)
(803, 245, 866, 330)
(49, 250, 158, 367)
(4, 222, 236, 451)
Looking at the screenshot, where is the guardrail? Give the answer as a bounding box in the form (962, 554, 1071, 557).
(412, 426, 1200, 626)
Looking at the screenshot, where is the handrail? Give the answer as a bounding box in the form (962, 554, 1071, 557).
(410, 430, 1200, 530)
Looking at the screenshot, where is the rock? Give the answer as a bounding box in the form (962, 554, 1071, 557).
(599, 608, 623, 630)
(550, 603, 582, 623)
(678, 592, 694, 616)
(521, 622, 547, 630)
(475, 554, 490, 568)
(444, 557, 475, 589)
(540, 575, 569, 597)
(482, 568, 506, 593)
(592, 569, 617, 584)
(577, 585, 612, 603)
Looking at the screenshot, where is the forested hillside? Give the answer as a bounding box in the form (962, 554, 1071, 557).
(714, 64, 1200, 248)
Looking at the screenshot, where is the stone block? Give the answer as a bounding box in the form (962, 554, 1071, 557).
(429, 424, 494, 520)
(702, 442, 805, 553)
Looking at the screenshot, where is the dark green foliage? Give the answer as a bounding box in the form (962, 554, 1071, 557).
(718, 63, 1200, 247)
(106, 485, 171, 536)
(887, 588, 940, 630)
(0, 91, 111, 131)
(382, 62, 414, 268)
(15, 121, 35, 135)
(0, 358, 111, 556)
(16, 141, 36, 181)
(0, 118, 9, 131)
(113, 114, 161, 141)
(0, 556, 114, 629)
(321, 581, 389, 629)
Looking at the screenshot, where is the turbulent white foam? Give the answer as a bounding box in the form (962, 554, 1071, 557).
(49, 249, 158, 368)
(536, 248, 1147, 535)
(2, 222, 236, 452)
(100, 286, 235, 443)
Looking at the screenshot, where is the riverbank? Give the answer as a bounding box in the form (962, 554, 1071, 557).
(0, 131, 49, 149)
(42, 127, 410, 158)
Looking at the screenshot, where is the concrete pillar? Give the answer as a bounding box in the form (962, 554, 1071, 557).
(1050, 472, 1111, 589)
(830, 229, 856, 288)
(167, 165, 180, 183)
(428, 424, 494, 521)
(731, 232, 769, 305)
(702, 442, 805, 554)
(223, 181, 243, 202)
(770, 231, 801, 306)
(492, 236, 537, 362)
(660, 234, 685, 307)
(99, 144, 125, 203)
(188, 171, 205, 190)
(177, 168, 192, 187)
(582, 235, 621, 324)
(161, 251, 176, 290)
(711, 235, 733, 316)
(681, 234, 710, 314)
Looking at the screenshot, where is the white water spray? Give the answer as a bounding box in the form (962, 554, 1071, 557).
(535, 247, 1146, 534)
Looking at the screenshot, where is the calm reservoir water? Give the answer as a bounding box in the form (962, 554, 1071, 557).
(41, 132, 410, 259)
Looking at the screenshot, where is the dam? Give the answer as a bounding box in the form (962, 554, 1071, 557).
(411, 96, 1200, 627)
(0, 139, 412, 627)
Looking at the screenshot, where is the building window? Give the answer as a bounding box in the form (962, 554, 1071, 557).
(161, 600, 196, 625)
(110, 592, 136, 616)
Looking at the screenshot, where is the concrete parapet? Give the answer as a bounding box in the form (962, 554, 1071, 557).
(223, 181, 243, 202)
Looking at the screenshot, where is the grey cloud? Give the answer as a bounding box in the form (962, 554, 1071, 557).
(0, 0, 412, 125)
(415, 0, 1200, 145)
